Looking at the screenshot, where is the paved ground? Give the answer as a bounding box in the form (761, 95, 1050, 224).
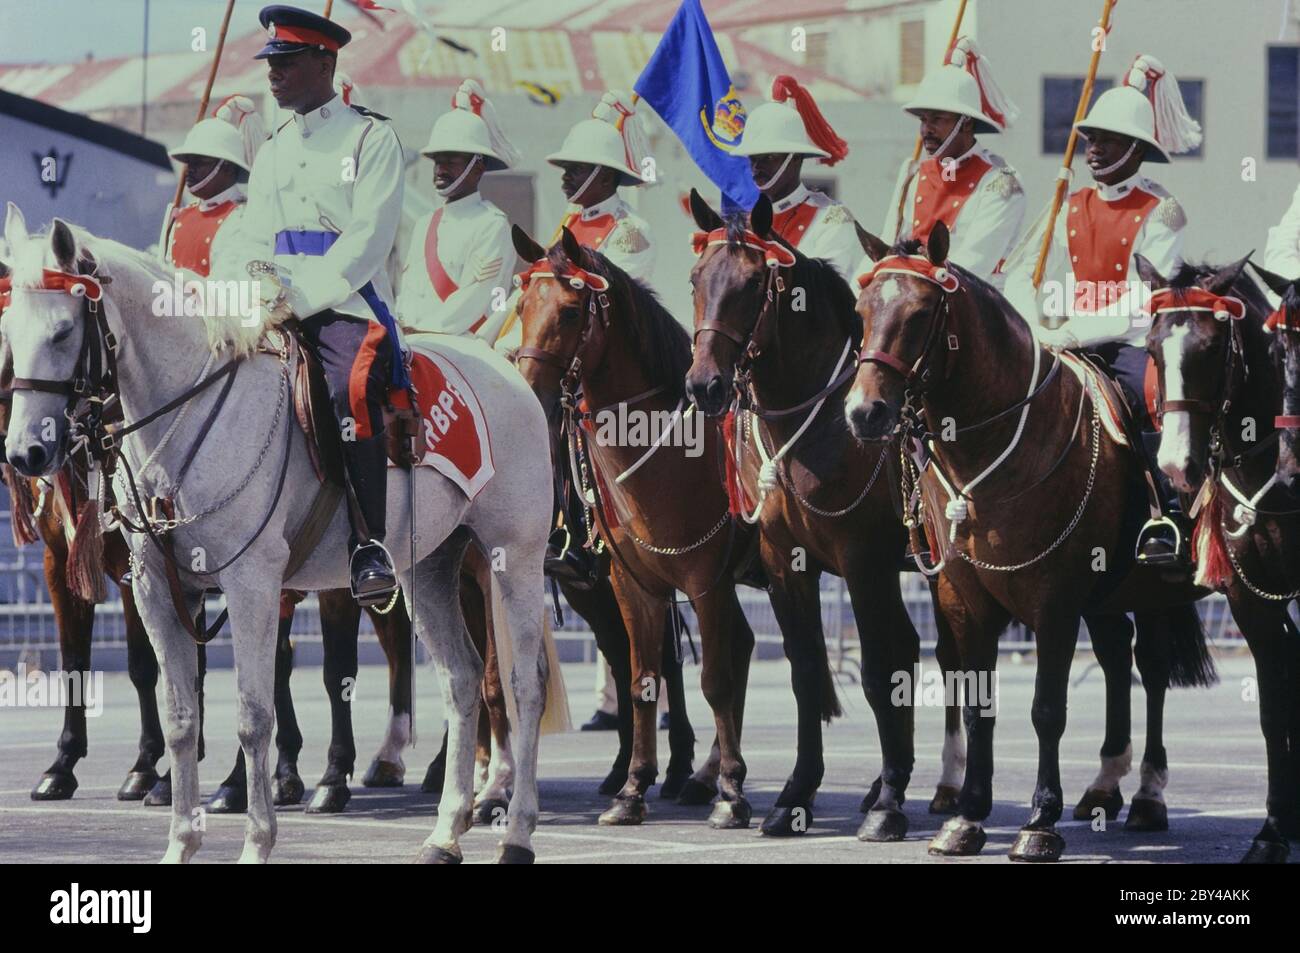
(0, 652, 1289, 864)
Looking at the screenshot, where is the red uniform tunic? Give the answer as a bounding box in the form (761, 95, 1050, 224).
(910, 153, 992, 242)
(1065, 186, 1160, 311)
(167, 201, 238, 277)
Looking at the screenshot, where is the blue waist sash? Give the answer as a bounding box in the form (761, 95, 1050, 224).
(274, 229, 410, 390)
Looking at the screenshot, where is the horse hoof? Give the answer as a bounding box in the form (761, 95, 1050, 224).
(31, 772, 78, 801)
(675, 777, 717, 807)
(413, 844, 462, 865)
(1073, 786, 1123, 821)
(420, 759, 446, 795)
(473, 797, 510, 827)
(362, 758, 405, 788)
(497, 844, 535, 865)
(860, 777, 883, 813)
(598, 796, 647, 826)
(707, 797, 752, 830)
(305, 783, 351, 814)
(142, 778, 172, 807)
(272, 771, 305, 806)
(1241, 838, 1290, 864)
(928, 817, 986, 856)
(116, 770, 159, 801)
(1125, 797, 1168, 832)
(598, 766, 629, 797)
(928, 784, 960, 815)
(1008, 827, 1065, 863)
(207, 785, 248, 814)
(760, 804, 812, 837)
(659, 768, 691, 801)
(858, 807, 908, 842)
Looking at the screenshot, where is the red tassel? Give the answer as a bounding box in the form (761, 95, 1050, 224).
(771, 75, 849, 166)
(4, 466, 40, 547)
(67, 499, 107, 604)
(1191, 486, 1232, 590)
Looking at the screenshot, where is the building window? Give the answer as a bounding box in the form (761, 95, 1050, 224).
(1268, 46, 1300, 159)
(899, 20, 925, 86)
(1042, 76, 1204, 158)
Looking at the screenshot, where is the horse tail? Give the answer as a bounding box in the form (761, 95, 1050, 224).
(1142, 603, 1218, 689)
(488, 576, 571, 735)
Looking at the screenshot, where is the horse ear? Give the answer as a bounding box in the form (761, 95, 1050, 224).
(1249, 260, 1297, 300)
(1132, 253, 1165, 290)
(689, 188, 723, 233)
(4, 202, 27, 250)
(926, 221, 949, 265)
(560, 225, 583, 265)
(1205, 252, 1253, 296)
(749, 194, 773, 238)
(511, 224, 545, 264)
(50, 218, 76, 271)
(855, 222, 890, 263)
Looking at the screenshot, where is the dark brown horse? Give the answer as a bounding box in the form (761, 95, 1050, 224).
(512, 224, 753, 827)
(683, 191, 957, 841)
(845, 222, 1213, 861)
(1148, 256, 1300, 861)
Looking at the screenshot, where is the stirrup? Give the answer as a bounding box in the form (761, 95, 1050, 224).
(1134, 515, 1185, 566)
(350, 539, 399, 608)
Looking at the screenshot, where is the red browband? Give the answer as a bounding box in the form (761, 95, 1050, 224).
(514, 259, 610, 293)
(856, 255, 960, 294)
(1146, 287, 1245, 321)
(1276, 416, 1300, 429)
(0, 270, 103, 313)
(1266, 307, 1300, 332)
(691, 228, 796, 268)
(270, 24, 341, 51)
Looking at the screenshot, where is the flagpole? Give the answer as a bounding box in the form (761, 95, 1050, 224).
(324, 0, 335, 18)
(1031, 0, 1118, 290)
(160, 0, 237, 254)
(891, 0, 968, 237)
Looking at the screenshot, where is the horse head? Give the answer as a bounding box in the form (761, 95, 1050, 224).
(1, 202, 102, 477)
(1248, 261, 1300, 497)
(1139, 252, 1254, 495)
(510, 223, 612, 423)
(845, 221, 954, 443)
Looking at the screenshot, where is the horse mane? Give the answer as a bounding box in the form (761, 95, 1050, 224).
(548, 242, 693, 400)
(721, 211, 861, 347)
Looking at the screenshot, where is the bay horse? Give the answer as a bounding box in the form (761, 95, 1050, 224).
(684, 191, 956, 841)
(1147, 255, 1300, 862)
(512, 224, 755, 827)
(845, 221, 1214, 861)
(1, 206, 551, 864)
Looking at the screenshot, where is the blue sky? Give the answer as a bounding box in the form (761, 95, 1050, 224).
(0, 0, 269, 64)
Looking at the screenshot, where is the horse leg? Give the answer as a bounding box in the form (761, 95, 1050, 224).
(364, 594, 413, 788)
(563, 577, 636, 797)
(1071, 612, 1134, 823)
(759, 552, 833, 837)
(929, 574, 1008, 856)
(660, 608, 696, 801)
(146, 619, 207, 808)
(1007, 612, 1080, 862)
(31, 543, 92, 801)
(692, 587, 749, 828)
(849, 556, 919, 843)
(412, 533, 483, 864)
(468, 558, 514, 825)
(1125, 609, 1173, 831)
(114, 539, 166, 799)
(308, 588, 361, 813)
(598, 576, 667, 827)
(926, 603, 965, 815)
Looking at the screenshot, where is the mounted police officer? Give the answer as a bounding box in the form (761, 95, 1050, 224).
(882, 37, 1025, 286)
(731, 75, 859, 282)
(241, 4, 405, 605)
(398, 79, 520, 342)
(1005, 54, 1201, 567)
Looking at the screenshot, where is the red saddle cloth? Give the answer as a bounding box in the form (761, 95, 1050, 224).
(1144, 357, 1161, 432)
(388, 346, 495, 499)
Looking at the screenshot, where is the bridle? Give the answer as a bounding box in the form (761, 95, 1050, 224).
(512, 259, 613, 402)
(1267, 305, 1300, 431)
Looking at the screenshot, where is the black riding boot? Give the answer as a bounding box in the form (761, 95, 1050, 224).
(544, 483, 598, 590)
(344, 435, 397, 605)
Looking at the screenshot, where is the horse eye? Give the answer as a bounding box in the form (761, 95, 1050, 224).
(51, 326, 73, 345)
(559, 306, 581, 324)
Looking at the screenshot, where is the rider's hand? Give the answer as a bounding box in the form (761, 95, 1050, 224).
(1036, 325, 1079, 352)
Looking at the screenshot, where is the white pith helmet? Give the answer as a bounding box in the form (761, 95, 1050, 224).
(547, 90, 650, 185)
(421, 79, 520, 171)
(169, 118, 251, 172)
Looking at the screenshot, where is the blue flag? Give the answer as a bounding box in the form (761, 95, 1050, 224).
(635, 0, 758, 211)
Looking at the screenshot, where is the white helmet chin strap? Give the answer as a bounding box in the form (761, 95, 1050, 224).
(756, 153, 795, 192)
(437, 153, 482, 197)
(187, 159, 226, 195)
(927, 117, 969, 161)
(1092, 138, 1140, 178)
(568, 164, 604, 205)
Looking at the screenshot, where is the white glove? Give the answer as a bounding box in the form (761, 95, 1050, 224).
(1035, 325, 1080, 352)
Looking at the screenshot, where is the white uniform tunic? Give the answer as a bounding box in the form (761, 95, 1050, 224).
(397, 192, 515, 340)
(1265, 182, 1300, 279)
(881, 144, 1026, 285)
(241, 94, 405, 321)
(767, 183, 860, 282)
